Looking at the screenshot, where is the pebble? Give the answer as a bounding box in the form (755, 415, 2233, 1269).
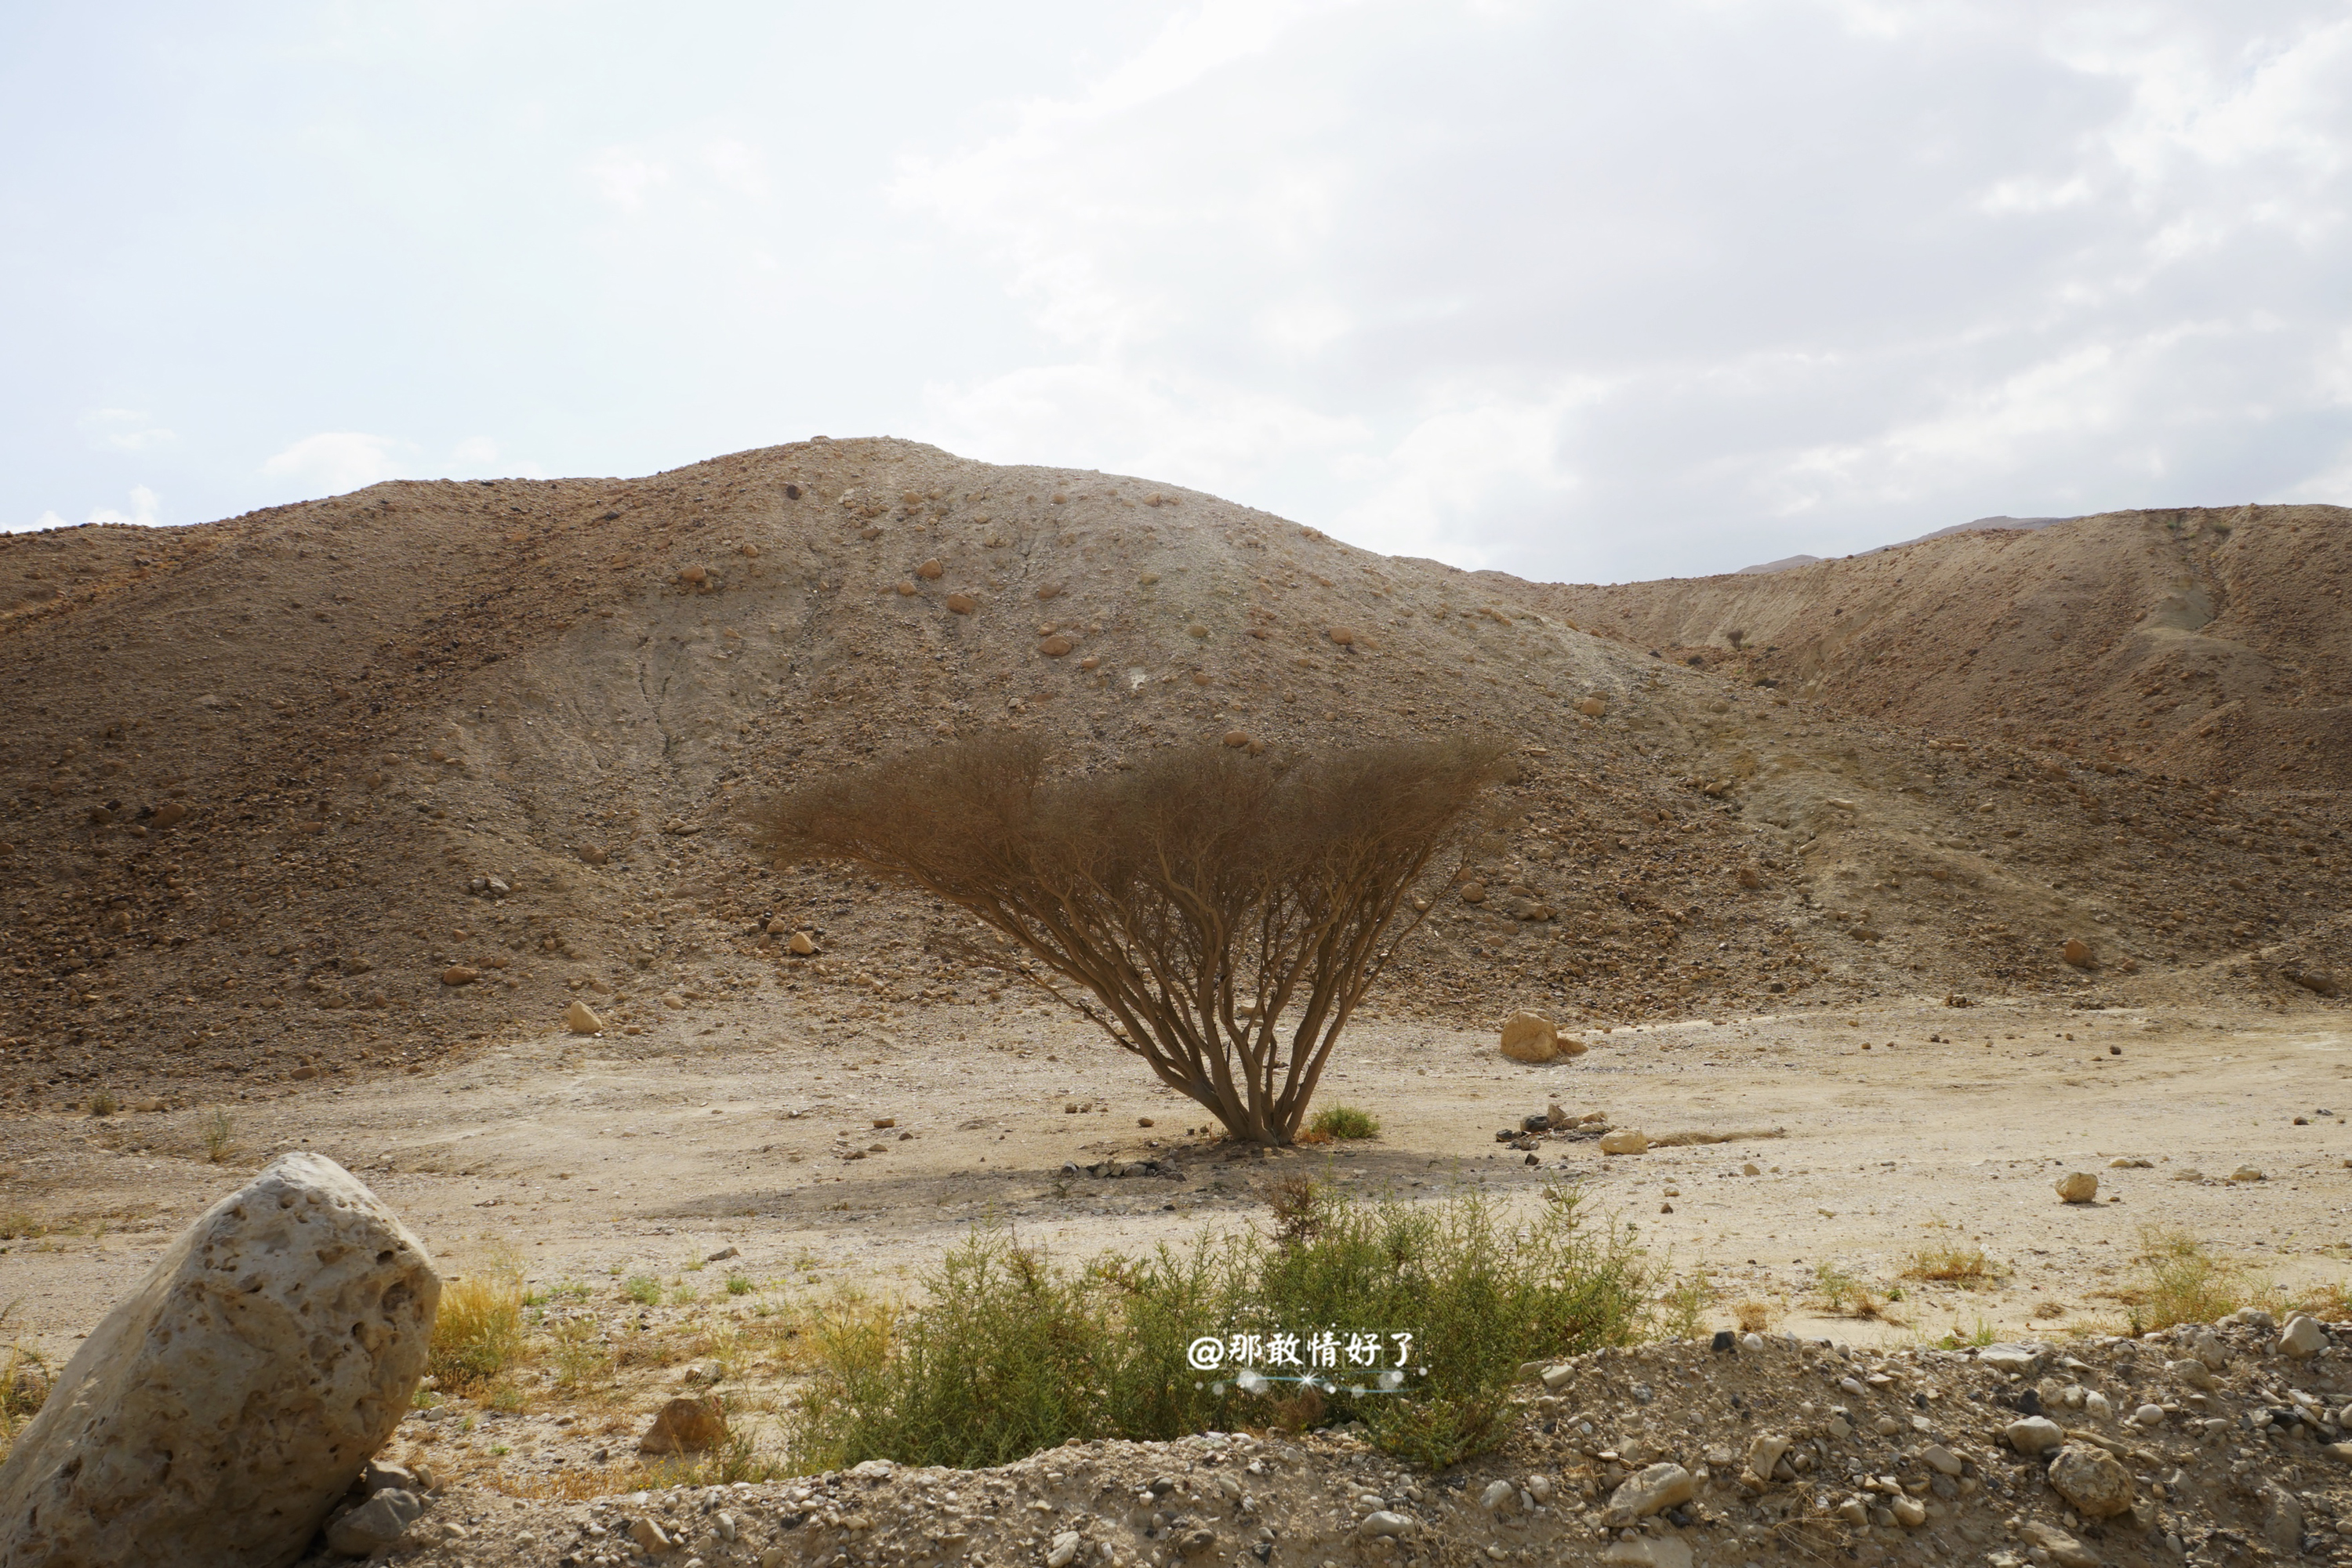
(1601, 1463, 1693, 1526)
(2279, 1315, 2328, 1359)
(1498, 1011, 1559, 1064)
(2005, 1416, 2065, 1454)
(2048, 1443, 2136, 1518)
(1599, 1128, 1648, 1156)
(788, 931, 816, 956)
(2055, 1171, 2099, 1203)
(2131, 1403, 2166, 1426)
(1047, 1530, 1081, 1566)
(564, 999, 604, 1035)
(440, 966, 477, 987)
(325, 1490, 424, 1556)
(946, 593, 976, 614)
(1357, 1512, 1414, 1538)
(2229, 1165, 2265, 1182)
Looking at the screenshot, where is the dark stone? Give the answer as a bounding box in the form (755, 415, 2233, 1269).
(2015, 1389, 2042, 1417)
(1711, 1330, 1737, 1353)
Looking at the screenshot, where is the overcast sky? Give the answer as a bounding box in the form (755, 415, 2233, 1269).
(5, 2, 2347, 582)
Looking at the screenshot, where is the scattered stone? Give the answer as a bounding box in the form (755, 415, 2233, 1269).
(1327, 626, 1355, 646)
(2228, 1165, 2265, 1182)
(2107, 1156, 2151, 1167)
(2049, 1443, 2135, 1518)
(2279, 1314, 2328, 1358)
(1222, 730, 1250, 749)
(0, 1153, 437, 1568)
(1040, 634, 1073, 657)
(788, 931, 817, 956)
(2172, 1167, 2204, 1181)
(1601, 1462, 1693, 1526)
(2055, 1171, 2099, 1203)
(564, 998, 604, 1035)
(2061, 937, 2094, 967)
(440, 966, 477, 986)
(1499, 1011, 1559, 1063)
(151, 800, 188, 829)
(638, 1396, 727, 1454)
(1460, 881, 1486, 904)
(2005, 1415, 2066, 1454)
(576, 844, 609, 866)
(630, 1516, 674, 1553)
(2167, 1357, 2216, 1390)
(946, 593, 976, 615)
(2019, 1520, 2099, 1568)
(1746, 1434, 1791, 1479)
(1576, 696, 1608, 717)
(2130, 1403, 2165, 1427)
(1479, 1479, 1517, 1511)
(916, 560, 945, 580)
(1047, 1529, 1082, 1566)
(1889, 1494, 1927, 1527)
(1980, 1344, 2038, 1374)
(325, 1488, 426, 1556)
(1920, 1443, 1962, 1476)
(1599, 1128, 1649, 1156)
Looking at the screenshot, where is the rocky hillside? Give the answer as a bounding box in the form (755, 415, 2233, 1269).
(1551, 505, 2352, 788)
(2, 446, 2343, 1109)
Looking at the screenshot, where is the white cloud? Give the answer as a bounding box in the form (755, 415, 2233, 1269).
(452, 436, 499, 466)
(79, 408, 177, 452)
(21, 510, 69, 532)
(586, 147, 670, 211)
(87, 485, 162, 527)
(260, 432, 411, 494)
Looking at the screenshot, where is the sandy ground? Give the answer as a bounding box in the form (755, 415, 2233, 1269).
(9, 993, 2349, 1373)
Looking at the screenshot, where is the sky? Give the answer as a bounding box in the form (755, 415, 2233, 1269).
(5, 2, 2348, 583)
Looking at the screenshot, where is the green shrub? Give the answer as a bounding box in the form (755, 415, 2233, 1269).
(786, 1181, 1646, 1473)
(1305, 1105, 1381, 1142)
(726, 1273, 755, 1297)
(620, 1275, 661, 1306)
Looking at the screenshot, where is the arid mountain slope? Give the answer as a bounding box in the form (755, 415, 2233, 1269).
(1552, 504, 2352, 787)
(2, 448, 2343, 1111)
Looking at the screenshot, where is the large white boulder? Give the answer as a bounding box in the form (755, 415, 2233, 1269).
(0, 1152, 440, 1568)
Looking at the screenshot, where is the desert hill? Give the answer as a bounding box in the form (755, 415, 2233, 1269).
(1555, 504, 2352, 787)
(2, 446, 2343, 1111)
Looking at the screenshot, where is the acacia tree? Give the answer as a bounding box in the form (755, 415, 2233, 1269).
(755, 734, 1507, 1145)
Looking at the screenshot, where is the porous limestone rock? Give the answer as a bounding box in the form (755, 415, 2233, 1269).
(0, 1152, 438, 1568)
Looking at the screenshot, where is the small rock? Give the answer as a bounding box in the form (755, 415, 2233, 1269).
(2049, 1443, 2135, 1518)
(2005, 1416, 2066, 1454)
(1920, 1443, 1962, 1477)
(1889, 1495, 1927, 1528)
(705, 1247, 739, 1263)
(440, 966, 477, 986)
(2055, 1171, 2099, 1203)
(1747, 1434, 1791, 1479)
(916, 560, 944, 580)
(638, 1396, 727, 1454)
(2167, 1358, 2215, 1390)
(1599, 1128, 1649, 1156)
(2018, 1520, 2099, 1568)
(2279, 1314, 2328, 1358)
(1040, 634, 1073, 657)
(151, 800, 188, 829)
(1176, 1527, 1218, 1557)
(1479, 1479, 1517, 1511)
(327, 1489, 426, 1556)
(1222, 730, 1250, 749)
(1576, 696, 1608, 717)
(1357, 1510, 1413, 1539)
(787, 931, 817, 956)
(1602, 1463, 1693, 1526)
(1047, 1529, 1082, 1567)
(2171, 1167, 2204, 1181)
(630, 1517, 676, 1554)
(2229, 1165, 2265, 1182)
(2061, 937, 2094, 967)
(564, 999, 604, 1036)
(1327, 626, 1355, 646)
(946, 593, 976, 615)
(1498, 1011, 1559, 1064)
(2130, 1403, 2165, 1427)
(576, 844, 609, 866)
(1980, 1343, 2038, 1374)
(1540, 1363, 1576, 1390)
(1460, 880, 1487, 905)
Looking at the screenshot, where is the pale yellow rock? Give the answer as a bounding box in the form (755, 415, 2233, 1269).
(564, 999, 604, 1036)
(1600, 1128, 1650, 1155)
(440, 966, 477, 986)
(788, 931, 817, 956)
(1576, 696, 1608, 717)
(0, 1154, 437, 1568)
(2055, 1171, 2099, 1203)
(1498, 1011, 1558, 1063)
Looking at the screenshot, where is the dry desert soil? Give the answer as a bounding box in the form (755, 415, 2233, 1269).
(2, 440, 2348, 1568)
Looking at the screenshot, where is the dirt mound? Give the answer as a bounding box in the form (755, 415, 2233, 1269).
(339, 1316, 2352, 1568)
(1553, 504, 2352, 788)
(2, 450, 2343, 1109)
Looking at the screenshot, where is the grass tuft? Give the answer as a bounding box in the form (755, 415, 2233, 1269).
(430, 1251, 527, 1396)
(201, 1109, 235, 1164)
(1302, 1105, 1381, 1142)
